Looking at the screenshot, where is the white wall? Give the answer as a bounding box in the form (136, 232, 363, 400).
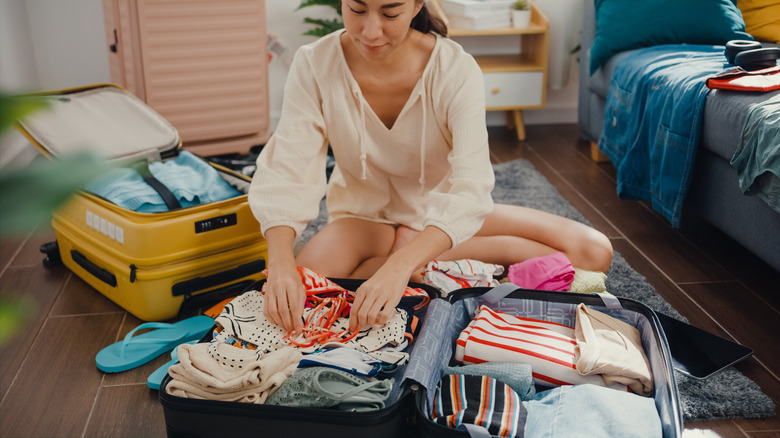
(0, 0, 582, 164)
(1, 0, 111, 166)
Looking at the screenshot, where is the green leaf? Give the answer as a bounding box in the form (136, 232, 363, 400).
(0, 93, 49, 134)
(0, 152, 115, 237)
(302, 17, 344, 37)
(0, 297, 34, 346)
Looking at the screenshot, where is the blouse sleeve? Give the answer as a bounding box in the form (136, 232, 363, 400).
(248, 49, 330, 239)
(423, 53, 495, 248)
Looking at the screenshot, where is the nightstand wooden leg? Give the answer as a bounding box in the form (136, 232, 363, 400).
(590, 141, 610, 162)
(513, 110, 526, 141)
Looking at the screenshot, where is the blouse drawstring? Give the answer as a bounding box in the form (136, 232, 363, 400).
(354, 85, 368, 181)
(351, 76, 427, 192)
(418, 90, 427, 197)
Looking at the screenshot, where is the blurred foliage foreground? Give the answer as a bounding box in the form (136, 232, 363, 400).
(0, 92, 113, 345)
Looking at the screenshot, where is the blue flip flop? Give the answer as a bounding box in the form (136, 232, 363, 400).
(96, 315, 214, 373)
(146, 340, 197, 390)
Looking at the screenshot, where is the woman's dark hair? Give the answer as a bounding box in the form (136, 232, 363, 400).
(411, 3, 448, 37)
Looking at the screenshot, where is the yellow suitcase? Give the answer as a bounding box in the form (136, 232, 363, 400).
(16, 84, 267, 321)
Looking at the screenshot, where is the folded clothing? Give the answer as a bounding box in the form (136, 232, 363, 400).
(525, 384, 662, 438)
(574, 303, 654, 396)
(266, 366, 393, 411)
(507, 252, 575, 292)
(420, 259, 504, 296)
(299, 347, 382, 377)
(568, 268, 608, 294)
(445, 362, 535, 401)
(432, 373, 527, 438)
(454, 305, 627, 390)
(213, 291, 410, 365)
(84, 150, 241, 213)
(165, 343, 301, 403)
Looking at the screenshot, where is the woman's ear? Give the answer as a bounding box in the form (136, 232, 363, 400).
(413, 0, 425, 16)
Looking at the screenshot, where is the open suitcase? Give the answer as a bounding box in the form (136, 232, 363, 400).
(158, 282, 683, 438)
(406, 284, 683, 438)
(159, 278, 441, 438)
(16, 84, 268, 321)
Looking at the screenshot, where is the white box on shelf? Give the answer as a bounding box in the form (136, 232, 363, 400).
(441, 0, 514, 16)
(446, 11, 512, 30)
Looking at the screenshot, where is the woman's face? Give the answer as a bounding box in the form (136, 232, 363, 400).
(341, 0, 423, 59)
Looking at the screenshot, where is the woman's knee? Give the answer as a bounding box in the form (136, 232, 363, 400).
(571, 228, 613, 273)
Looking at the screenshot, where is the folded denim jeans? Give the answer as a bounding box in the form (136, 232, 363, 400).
(524, 384, 662, 438)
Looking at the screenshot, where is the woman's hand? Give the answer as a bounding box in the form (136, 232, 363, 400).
(349, 264, 409, 333)
(348, 225, 452, 333)
(262, 226, 304, 334)
(263, 264, 305, 334)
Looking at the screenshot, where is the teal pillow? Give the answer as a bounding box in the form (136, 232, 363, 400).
(589, 0, 752, 75)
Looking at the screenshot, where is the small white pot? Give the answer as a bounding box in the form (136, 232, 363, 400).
(512, 9, 531, 28)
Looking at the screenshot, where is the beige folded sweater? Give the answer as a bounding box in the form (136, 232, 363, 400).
(166, 342, 302, 403)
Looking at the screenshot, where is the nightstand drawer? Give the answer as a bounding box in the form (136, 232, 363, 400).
(483, 71, 544, 108)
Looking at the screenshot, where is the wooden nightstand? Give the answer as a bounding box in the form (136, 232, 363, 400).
(446, 5, 549, 141)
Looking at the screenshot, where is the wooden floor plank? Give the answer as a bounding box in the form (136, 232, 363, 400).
(597, 200, 734, 283)
(0, 235, 29, 273)
(678, 217, 780, 305)
(0, 314, 123, 437)
(85, 384, 166, 438)
(0, 265, 69, 397)
(607, 239, 711, 321)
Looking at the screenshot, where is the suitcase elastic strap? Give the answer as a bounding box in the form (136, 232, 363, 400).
(480, 282, 520, 305)
(482, 284, 625, 311)
(131, 160, 182, 211)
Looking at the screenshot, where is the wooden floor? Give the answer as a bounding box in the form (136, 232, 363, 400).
(1, 124, 777, 437)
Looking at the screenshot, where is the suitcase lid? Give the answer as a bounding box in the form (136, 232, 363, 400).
(15, 84, 180, 162)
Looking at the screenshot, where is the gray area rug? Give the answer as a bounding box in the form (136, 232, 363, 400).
(301, 158, 775, 422)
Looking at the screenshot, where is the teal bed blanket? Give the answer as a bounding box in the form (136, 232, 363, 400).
(733, 92, 780, 214)
(598, 45, 728, 227)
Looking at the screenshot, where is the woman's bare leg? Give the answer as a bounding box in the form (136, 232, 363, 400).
(349, 225, 421, 279)
(299, 204, 612, 281)
(440, 204, 613, 272)
(295, 218, 397, 277)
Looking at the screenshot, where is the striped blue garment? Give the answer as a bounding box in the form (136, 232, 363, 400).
(432, 373, 526, 437)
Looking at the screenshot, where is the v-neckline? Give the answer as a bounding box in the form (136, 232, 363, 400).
(338, 31, 438, 132)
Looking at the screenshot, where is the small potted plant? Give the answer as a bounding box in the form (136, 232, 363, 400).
(512, 0, 531, 28)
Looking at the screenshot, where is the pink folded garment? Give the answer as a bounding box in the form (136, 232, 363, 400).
(507, 252, 575, 291)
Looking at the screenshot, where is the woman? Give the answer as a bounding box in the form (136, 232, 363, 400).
(249, 0, 612, 336)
